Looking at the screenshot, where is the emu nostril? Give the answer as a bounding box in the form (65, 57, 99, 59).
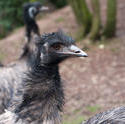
(75, 51, 80, 53)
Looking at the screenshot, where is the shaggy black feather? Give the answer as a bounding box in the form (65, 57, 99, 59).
(0, 31, 78, 124)
(82, 106, 125, 124)
(41, 31, 75, 46)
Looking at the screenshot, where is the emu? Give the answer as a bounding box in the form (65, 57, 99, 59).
(23, 1, 48, 42)
(0, 30, 88, 124)
(82, 106, 125, 124)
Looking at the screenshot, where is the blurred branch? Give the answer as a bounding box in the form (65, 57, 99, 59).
(68, 0, 92, 36)
(103, 0, 117, 38)
(87, 0, 101, 40)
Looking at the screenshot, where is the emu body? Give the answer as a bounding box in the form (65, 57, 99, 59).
(82, 106, 125, 124)
(0, 31, 87, 124)
(0, 59, 63, 124)
(0, 60, 28, 114)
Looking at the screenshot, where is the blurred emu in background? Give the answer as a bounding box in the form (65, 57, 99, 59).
(23, 1, 49, 42)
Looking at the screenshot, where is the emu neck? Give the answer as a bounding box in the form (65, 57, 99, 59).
(14, 64, 64, 123)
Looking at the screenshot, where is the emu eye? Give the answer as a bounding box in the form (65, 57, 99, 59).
(52, 43, 62, 50)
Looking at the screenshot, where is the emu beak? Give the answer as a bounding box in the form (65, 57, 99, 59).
(40, 6, 49, 11)
(58, 45, 88, 57)
(68, 45, 88, 57)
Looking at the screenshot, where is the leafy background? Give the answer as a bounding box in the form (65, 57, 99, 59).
(0, 0, 67, 38)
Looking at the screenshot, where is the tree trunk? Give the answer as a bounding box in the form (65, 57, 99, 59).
(87, 0, 101, 40)
(68, 0, 92, 36)
(103, 0, 117, 38)
(69, 0, 117, 41)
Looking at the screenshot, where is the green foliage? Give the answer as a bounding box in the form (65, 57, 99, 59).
(87, 105, 101, 113)
(0, 0, 44, 38)
(0, 49, 6, 61)
(55, 17, 65, 23)
(49, 0, 67, 8)
(63, 116, 85, 124)
(0, 20, 12, 38)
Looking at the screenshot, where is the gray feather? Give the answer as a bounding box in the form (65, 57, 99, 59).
(82, 106, 125, 124)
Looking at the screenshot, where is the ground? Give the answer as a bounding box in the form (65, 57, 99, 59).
(0, 4, 125, 124)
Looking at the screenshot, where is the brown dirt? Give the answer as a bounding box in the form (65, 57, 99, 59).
(0, 4, 125, 121)
(62, 38, 125, 117)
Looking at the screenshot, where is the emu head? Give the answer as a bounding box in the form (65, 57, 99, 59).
(28, 30, 88, 66)
(32, 2, 48, 11)
(23, 1, 49, 19)
(31, 1, 49, 12)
